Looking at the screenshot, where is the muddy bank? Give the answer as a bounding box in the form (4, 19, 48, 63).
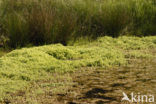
(55, 59, 156, 104)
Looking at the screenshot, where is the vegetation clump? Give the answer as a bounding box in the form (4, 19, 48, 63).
(0, 36, 156, 99)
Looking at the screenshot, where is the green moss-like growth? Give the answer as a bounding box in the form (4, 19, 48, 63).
(0, 36, 156, 99)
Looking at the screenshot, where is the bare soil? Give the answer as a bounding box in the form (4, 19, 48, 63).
(55, 59, 156, 104)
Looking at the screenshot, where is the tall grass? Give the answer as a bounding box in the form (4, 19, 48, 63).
(0, 0, 156, 47)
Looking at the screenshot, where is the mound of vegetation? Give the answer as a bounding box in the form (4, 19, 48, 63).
(0, 36, 156, 100)
(0, 0, 156, 47)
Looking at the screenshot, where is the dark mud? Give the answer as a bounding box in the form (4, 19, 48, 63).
(55, 59, 156, 104)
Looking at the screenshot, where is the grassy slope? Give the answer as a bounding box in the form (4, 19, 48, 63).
(0, 36, 156, 100)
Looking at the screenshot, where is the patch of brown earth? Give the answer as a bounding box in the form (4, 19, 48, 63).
(2, 58, 156, 104)
(56, 59, 156, 104)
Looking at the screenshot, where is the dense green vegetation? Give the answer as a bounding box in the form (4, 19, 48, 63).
(0, 36, 156, 100)
(0, 0, 156, 102)
(0, 0, 156, 47)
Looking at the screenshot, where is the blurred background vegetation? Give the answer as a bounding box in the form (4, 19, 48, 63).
(0, 0, 156, 48)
